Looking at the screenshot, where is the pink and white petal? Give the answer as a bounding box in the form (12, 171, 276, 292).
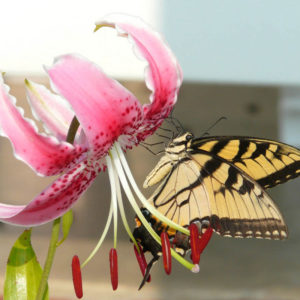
(0, 161, 98, 226)
(96, 14, 183, 138)
(47, 54, 143, 158)
(0, 75, 87, 176)
(25, 79, 75, 141)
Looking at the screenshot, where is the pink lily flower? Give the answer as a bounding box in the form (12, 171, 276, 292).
(0, 14, 182, 227)
(0, 15, 199, 289)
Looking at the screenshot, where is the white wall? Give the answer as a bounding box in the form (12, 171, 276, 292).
(0, 0, 160, 79)
(162, 1, 300, 85)
(2, 1, 300, 85)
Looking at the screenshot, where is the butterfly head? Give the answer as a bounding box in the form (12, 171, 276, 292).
(165, 132, 194, 156)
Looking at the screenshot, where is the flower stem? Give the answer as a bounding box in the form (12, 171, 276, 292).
(35, 218, 61, 300)
(36, 117, 80, 299)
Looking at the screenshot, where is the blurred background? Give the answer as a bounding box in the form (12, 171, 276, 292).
(1, 1, 300, 299)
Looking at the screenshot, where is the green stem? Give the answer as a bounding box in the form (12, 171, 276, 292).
(36, 218, 61, 300)
(35, 117, 80, 300)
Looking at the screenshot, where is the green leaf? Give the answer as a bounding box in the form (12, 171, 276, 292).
(4, 229, 49, 300)
(57, 209, 73, 246)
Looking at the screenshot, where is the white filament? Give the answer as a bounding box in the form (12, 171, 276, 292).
(110, 145, 194, 271)
(113, 160, 139, 248)
(115, 142, 189, 235)
(107, 155, 118, 249)
(81, 143, 194, 271)
(81, 197, 113, 268)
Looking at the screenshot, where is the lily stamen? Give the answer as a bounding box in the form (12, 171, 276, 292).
(133, 244, 151, 282)
(161, 232, 172, 275)
(189, 223, 201, 265)
(199, 228, 213, 254)
(79, 142, 197, 289)
(110, 144, 197, 272)
(71, 255, 83, 299)
(109, 248, 118, 291)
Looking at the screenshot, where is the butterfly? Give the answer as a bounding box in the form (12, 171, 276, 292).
(133, 132, 300, 287)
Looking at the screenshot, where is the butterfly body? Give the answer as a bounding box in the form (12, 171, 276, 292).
(133, 207, 190, 258)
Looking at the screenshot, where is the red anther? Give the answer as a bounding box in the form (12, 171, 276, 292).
(160, 232, 172, 275)
(133, 243, 151, 282)
(71, 255, 83, 299)
(189, 223, 201, 264)
(199, 227, 213, 253)
(109, 248, 118, 291)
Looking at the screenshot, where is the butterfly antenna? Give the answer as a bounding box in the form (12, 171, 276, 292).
(155, 133, 171, 140)
(157, 126, 173, 134)
(201, 116, 227, 137)
(164, 110, 183, 133)
(141, 141, 165, 146)
(140, 142, 166, 155)
(138, 256, 159, 290)
(166, 114, 185, 134)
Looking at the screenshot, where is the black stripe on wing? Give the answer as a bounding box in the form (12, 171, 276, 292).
(191, 136, 300, 189)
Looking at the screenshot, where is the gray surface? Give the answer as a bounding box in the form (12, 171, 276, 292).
(0, 79, 299, 299)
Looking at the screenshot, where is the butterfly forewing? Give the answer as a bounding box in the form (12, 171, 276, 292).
(192, 136, 300, 189)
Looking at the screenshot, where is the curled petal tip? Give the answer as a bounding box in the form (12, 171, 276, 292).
(94, 14, 182, 143)
(191, 264, 200, 273)
(94, 24, 101, 32)
(94, 23, 114, 32)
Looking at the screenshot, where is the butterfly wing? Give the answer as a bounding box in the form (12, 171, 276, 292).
(148, 151, 288, 240)
(192, 136, 300, 189)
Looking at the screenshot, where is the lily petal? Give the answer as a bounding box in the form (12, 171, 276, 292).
(0, 75, 87, 176)
(96, 14, 183, 139)
(47, 54, 143, 158)
(0, 161, 98, 226)
(25, 79, 75, 141)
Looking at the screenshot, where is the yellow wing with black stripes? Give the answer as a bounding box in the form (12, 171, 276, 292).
(144, 133, 300, 240)
(192, 136, 300, 189)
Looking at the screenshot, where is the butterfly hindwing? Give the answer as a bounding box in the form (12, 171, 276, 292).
(148, 150, 288, 240)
